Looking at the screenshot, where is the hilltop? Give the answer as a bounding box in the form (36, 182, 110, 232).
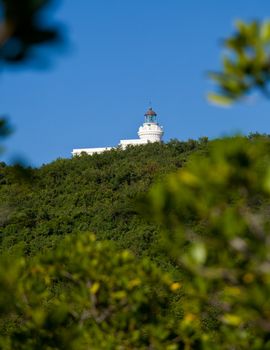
(0, 139, 208, 262)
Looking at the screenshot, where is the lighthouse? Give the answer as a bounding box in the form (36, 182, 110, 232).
(72, 107, 164, 156)
(138, 107, 164, 142)
(119, 107, 163, 149)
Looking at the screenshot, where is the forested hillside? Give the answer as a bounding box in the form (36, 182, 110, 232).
(2, 136, 270, 349)
(0, 139, 208, 260)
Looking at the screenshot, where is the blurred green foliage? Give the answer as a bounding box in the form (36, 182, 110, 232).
(0, 117, 12, 154)
(0, 0, 64, 158)
(209, 20, 270, 105)
(146, 136, 270, 348)
(0, 233, 184, 350)
(0, 117, 11, 137)
(0, 0, 62, 64)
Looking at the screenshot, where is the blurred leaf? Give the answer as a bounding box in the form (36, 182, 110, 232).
(261, 21, 270, 42)
(207, 93, 233, 106)
(0, 117, 12, 138)
(189, 242, 207, 265)
(209, 20, 270, 105)
(0, 0, 63, 64)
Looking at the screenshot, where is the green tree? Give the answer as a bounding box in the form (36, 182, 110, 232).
(145, 136, 270, 349)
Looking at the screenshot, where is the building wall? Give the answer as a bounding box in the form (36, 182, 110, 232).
(72, 147, 113, 156)
(119, 139, 148, 149)
(72, 119, 164, 156)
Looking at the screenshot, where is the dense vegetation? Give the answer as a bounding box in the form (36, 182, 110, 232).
(0, 139, 208, 349)
(0, 139, 208, 261)
(2, 136, 270, 349)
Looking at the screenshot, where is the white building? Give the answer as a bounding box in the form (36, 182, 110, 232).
(72, 107, 164, 156)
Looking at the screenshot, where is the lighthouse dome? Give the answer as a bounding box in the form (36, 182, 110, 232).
(144, 107, 157, 117)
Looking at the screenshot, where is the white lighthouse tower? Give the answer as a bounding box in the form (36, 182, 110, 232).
(72, 107, 164, 156)
(138, 107, 164, 142)
(119, 107, 164, 149)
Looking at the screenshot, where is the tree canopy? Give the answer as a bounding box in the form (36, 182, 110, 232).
(2, 137, 270, 348)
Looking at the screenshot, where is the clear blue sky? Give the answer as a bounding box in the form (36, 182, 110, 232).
(2, 0, 270, 166)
